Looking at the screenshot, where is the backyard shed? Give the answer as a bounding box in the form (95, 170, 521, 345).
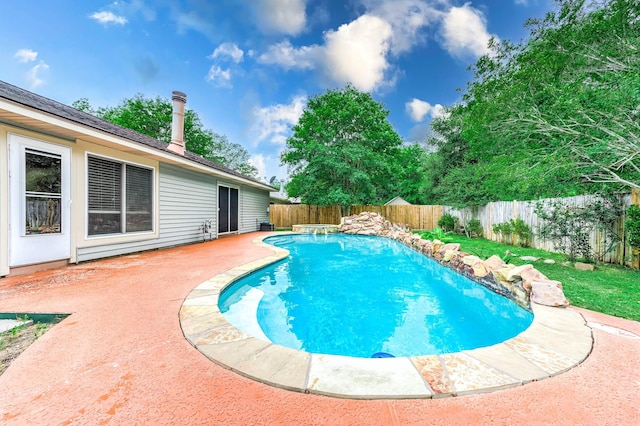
(384, 196, 412, 206)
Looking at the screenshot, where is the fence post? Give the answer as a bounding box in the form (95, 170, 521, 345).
(512, 199, 518, 246)
(489, 202, 494, 241)
(632, 189, 640, 269)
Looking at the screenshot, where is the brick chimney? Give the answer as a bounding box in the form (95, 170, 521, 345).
(168, 91, 187, 155)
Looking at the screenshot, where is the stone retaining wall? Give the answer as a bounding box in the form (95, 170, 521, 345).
(340, 212, 569, 309)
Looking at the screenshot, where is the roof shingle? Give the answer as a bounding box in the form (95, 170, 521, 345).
(0, 80, 270, 188)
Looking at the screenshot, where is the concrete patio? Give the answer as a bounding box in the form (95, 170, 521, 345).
(1, 232, 639, 425)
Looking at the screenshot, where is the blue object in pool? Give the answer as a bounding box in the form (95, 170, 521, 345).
(219, 234, 533, 358)
(371, 352, 395, 358)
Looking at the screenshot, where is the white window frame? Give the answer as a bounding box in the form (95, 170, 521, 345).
(85, 153, 155, 238)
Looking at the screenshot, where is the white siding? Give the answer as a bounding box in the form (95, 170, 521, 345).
(77, 163, 216, 262)
(240, 184, 270, 233)
(158, 163, 217, 244)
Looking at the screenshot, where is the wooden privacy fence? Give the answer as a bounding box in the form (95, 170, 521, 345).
(269, 205, 342, 228)
(269, 204, 443, 230)
(443, 189, 640, 267)
(351, 205, 443, 230)
(269, 189, 639, 267)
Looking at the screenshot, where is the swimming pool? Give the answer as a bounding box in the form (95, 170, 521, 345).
(219, 234, 533, 358)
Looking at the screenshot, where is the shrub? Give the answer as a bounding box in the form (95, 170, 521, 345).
(512, 218, 533, 248)
(625, 205, 640, 249)
(535, 197, 622, 262)
(492, 221, 513, 244)
(438, 213, 459, 232)
(492, 219, 533, 247)
(466, 219, 483, 237)
(420, 227, 453, 242)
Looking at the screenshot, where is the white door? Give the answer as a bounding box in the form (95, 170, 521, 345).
(9, 134, 71, 266)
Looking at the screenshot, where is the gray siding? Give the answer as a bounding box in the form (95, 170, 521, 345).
(240, 184, 270, 233)
(158, 163, 217, 244)
(77, 162, 217, 262)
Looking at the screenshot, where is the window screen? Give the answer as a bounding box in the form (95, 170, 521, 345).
(87, 156, 153, 235)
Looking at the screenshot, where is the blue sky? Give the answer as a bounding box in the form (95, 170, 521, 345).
(1, 0, 552, 181)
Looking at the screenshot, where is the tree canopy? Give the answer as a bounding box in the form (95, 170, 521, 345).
(423, 0, 640, 206)
(281, 85, 405, 214)
(72, 94, 258, 178)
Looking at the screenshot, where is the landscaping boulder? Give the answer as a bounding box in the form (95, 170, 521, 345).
(530, 280, 570, 307)
(443, 250, 458, 262)
(575, 262, 595, 271)
(494, 264, 516, 282)
(484, 255, 506, 271)
(520, 256, 540, 262)
(472, 261, 490, 278)
(506, 264, 533, 282)
(462, 255, 481, 266)
(519, 267, 548, 289)
(439, 243, 461, 254)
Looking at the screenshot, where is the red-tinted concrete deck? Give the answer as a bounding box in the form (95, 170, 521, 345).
(1, 233, 639, 425)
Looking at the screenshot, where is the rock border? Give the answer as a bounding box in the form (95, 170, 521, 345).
(340, 212, 569, 308)
(179, 233, 593, 399)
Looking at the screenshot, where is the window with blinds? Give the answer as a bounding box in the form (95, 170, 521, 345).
(125, 164, 152, 232)
(87, 156, 153, 236)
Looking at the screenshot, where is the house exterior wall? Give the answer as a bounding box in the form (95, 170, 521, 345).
(75, 162, 217, 262)
(239, 184, 270, 233)
(0, 125, 79, 275)
(0, 124, 271, 273)
(72, 138, 159, 263)
(0, 126, 10, 276)
(157, 163, 217, 245)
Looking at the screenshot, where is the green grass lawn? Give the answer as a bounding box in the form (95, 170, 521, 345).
(445, 235, 640, 322)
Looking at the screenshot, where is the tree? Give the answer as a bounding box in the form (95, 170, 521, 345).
(281, 85, 403, 215)
(425, 0, 640, 205)
(492, 0, 640, 192)
(72, 94, 258, 178)
(394, 143, 431, 205)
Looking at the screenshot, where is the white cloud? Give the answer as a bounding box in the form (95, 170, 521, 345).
(253, 0, 307, 35)
(431, 104, 445, 119)
(256, 1, 497, 90)
(210, 43, 244, 63)
(257, 14, 394, 92)
(14, 49, 38, 63)
(89, 11, 128, 25)
(251, 95, 307, 146)
(361, 0, 442, 55)
(257, 40, 318, 70)
(175, 10, 215, 37)
(515, 0, 529, 5)
(249, 154, 267, 179)
(26, 61, 50, 89)
(118, 0, 156, 21)
(405, 98, 443, 122)
(322, 15, 393, 92)
(206, 66, 232, 88)
(440, 4, 495, 59)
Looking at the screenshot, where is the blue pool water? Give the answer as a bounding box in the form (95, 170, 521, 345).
(219, 234, 533, 358)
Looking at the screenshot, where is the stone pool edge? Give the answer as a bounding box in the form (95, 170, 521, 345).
(179, 234, 594, 400)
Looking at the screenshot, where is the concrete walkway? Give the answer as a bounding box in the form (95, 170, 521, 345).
(1, 232, 639, 425)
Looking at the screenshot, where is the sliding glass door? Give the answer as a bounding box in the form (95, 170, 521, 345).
(218, 185, 238, 234)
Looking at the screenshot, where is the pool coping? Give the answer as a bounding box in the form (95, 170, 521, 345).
(179, 234, 594, 399)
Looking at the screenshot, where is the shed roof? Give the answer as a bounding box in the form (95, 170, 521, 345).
(384, 196, 412, 206)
